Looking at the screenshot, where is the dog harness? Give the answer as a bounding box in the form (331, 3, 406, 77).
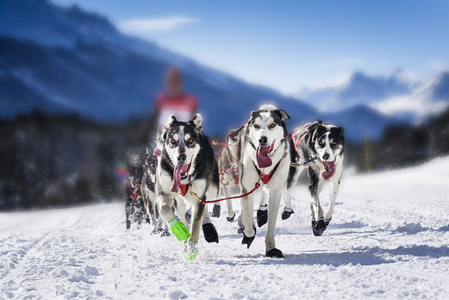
(290, 122, 312, 149)
(289, 124, 319, 168)
(253, 160, 282, 185)
(128, 182, 140, 201)
(178, 184, 189, 196)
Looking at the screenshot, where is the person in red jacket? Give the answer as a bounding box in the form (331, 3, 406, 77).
(141, 68, 198, 143)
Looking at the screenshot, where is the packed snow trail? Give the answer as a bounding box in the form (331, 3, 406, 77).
(1, 157, 449, 299)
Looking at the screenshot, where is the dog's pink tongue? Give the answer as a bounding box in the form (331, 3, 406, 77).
(322, 159, 336, 180)
(171, 164, 187, 193)
(256, 140, 275, 168)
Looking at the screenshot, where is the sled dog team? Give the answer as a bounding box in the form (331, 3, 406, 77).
(125, 104, 345, 259)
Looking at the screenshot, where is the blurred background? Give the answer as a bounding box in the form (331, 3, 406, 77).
(1, 0, 448, 210)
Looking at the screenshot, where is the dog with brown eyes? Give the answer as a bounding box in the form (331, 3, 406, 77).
(285, 120, 345, 236)
(233, 104, 292, 258)
(155, 113, 220, 259)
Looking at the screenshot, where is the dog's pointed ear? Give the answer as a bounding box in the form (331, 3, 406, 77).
(275, 110, 290, 120)
(165, 115, 177, 127)
(338, 126, 344, 136)
(192, 113, 203, 132)
(162, 115, 177, 141)
(249, 110, 259, 124)
(309, 121, 320, 131)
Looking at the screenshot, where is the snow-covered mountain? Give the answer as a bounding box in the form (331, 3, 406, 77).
(0, 0, 417, 141)
(0, 0, 318, 136)
(371, 72, 449, 123)
(296, 70, 449, 124)
(296, 71, 412, 112)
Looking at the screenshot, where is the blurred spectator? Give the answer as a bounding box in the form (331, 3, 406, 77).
(140, 68, 198, 144)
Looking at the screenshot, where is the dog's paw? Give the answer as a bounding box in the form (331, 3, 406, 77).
(160, 229, 171, 237)
(212, 204, 221, 218)
(312, 219, 326, 236)
(187, 247, 198, 260)
(266, 248, 284, 258)
(202, 223, 219, 243)
(226, 212, 236, 222)
(281, 207, 295, 220)
(151, 226, 163, 235)
(241, 226, 256, 249)
(257, 207, 268, 227)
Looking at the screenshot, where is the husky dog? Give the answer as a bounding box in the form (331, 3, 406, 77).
(125, 149, 146, 229)
(215, 130, 239, 222)
(141, 147, 170, 235)
(156, 114, 219, 258)
(285, 121, 345, 236)
(234, 104, 292, 258)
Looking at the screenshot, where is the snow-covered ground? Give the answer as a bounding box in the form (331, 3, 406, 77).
(1, 157, 449, 299)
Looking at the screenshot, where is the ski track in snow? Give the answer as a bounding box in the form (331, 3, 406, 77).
(1, 157, 449, 299)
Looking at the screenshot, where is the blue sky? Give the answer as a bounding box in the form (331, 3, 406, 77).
(52, 0, 449, 94)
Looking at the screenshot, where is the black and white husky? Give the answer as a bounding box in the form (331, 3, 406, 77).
(285, 121, 345, 236)
(141, 147, 169, 235)
(156, 114, 220, 258)
(234, 104, 292, 258)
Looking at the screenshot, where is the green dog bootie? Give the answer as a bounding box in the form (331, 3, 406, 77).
(168, 217, 191, 241)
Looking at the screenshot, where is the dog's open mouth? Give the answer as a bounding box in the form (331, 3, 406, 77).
(256, 140, 275, 168)
(171, 163, 191, 193)
(322, 158, 336, 180)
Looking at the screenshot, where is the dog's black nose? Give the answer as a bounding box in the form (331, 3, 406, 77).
(178, 154, 187, 164)
(323, 153, 330, 161)
(259, 136, 268, 146)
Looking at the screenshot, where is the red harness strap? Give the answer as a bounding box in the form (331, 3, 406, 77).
(199, 181, 261, 204)
(197, 159, 283, 204)
(128, 183, 140, 200)
(291, 123, 312, 149)
(178, 184, 189, 196)
(253, 160, 282, 185)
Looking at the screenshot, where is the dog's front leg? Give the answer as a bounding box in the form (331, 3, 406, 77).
(282, 166, 303, 220)
(256, 187, 269, 227)
(265, 188, 284, 258)
(159, 194, 189, 239)
(324, 176, 341, 224)
(174, 195, 188, 228)
(125, 197, 132, 229)
(241, 191, 256, 248)
(185, 200, 206, 258)
(308, 168, 326, 236)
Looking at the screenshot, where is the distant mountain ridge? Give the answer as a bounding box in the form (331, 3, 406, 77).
(0, 0, 434, 141)
(295, 69, 449, 124)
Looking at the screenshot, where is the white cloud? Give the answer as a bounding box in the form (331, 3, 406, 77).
(118, 17, 200, 32)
